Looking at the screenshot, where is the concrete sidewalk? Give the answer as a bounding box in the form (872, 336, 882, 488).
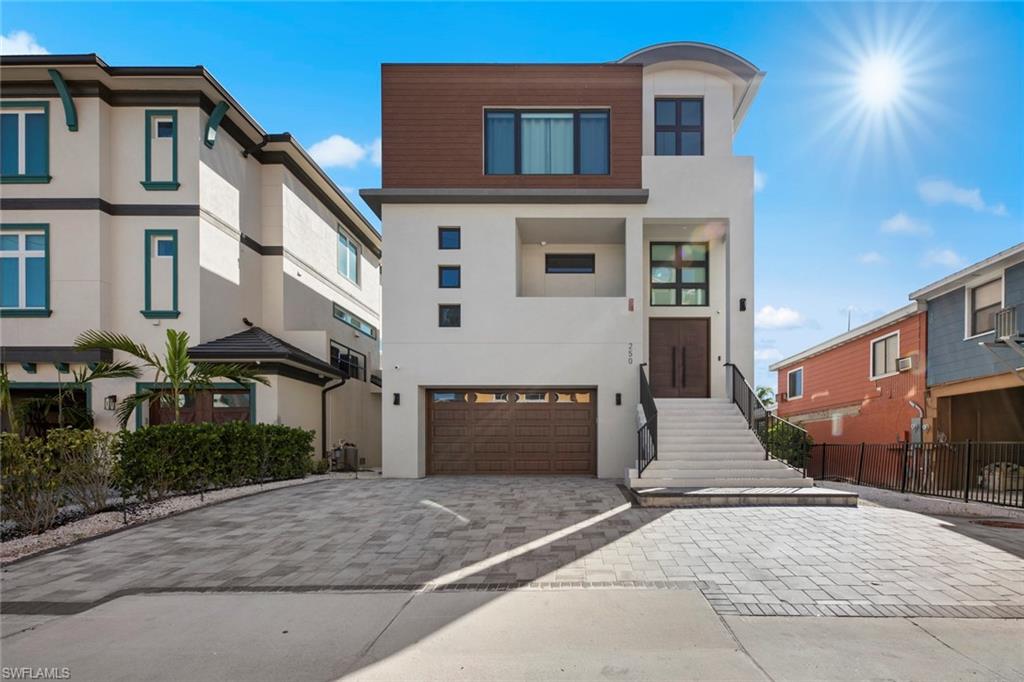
(3, 589, 1021, 682)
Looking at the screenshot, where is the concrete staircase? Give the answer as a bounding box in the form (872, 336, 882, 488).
(627, 398, 813, 490)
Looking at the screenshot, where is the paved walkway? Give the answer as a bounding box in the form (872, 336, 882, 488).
(2, 478, 1023, 618)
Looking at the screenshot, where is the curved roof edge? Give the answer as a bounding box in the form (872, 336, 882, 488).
(617, 41, 761, 81)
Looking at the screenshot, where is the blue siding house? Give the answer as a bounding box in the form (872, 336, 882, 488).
(911, 243, 1024, 442)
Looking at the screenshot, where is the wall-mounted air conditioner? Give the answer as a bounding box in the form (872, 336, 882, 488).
(897, 356, 913, 372)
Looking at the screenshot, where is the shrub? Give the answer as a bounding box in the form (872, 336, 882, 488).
(311, 457, 330, 475)
(0, 433, 64, 534)
(116, 422, 314, 501)
(48, 428, 121, 514)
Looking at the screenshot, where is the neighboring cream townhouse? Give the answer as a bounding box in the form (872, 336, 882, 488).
(0, 54, 382, 463)
(364, 42, 809, 489)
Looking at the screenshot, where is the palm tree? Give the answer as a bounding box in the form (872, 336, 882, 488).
(74, 329, 269, 428)
(755, 385, 776, 407)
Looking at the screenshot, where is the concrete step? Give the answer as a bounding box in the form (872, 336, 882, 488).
(645, 459, 794, 470)
(629, 476, 816, 489)
(626, 485, 858, 508)
(658, 434, 762, 445)
(658, 442, 765, 453)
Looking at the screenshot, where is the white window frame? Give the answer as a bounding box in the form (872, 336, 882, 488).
(0, 229, 46, 309)
(786, 367, 804, 401)
(963, 274, 1004, 340)
(337, 227, 360, 285)
(868, 330, 901, 380)
(2, 106, 46, 175)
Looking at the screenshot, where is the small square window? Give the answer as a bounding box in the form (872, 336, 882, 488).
(439, 304, 461, 327)
(438, 227, 461, 250)
(156, 239, 175, 257)
(156, 120, 175, 138)
(438, 265, 461, 288)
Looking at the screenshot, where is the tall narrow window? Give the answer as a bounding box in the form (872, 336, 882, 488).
(338, 229, 359, 283)
(0, 225, 49, 316)
(142, 110, 179, 190)
(650, 242, 709, 306)
(0, 101, 49, 183)
(654, 98, 703, 156)
(787, 368, 804, 400)
(143, 229, 179, 318)
(484, 109, 610, 176)
(968, 278, 1001, 336)
(870, 333, 900, 379)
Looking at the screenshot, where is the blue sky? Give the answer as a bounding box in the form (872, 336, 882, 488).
(4, 2, 1022, 388)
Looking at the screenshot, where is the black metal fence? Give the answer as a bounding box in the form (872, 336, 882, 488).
(636, 364, 657, 476)
(808, 441, 1024, 509)
(725, 363, 811, 469)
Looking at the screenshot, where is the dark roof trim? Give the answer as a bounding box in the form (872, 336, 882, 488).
(1, 346, 112, 364)
(617, 41, 761, 80)
(359, 188, 649, 218)
(188, 327, 345, 381)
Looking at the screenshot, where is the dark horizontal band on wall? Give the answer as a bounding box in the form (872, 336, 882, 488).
(238, 233, 284, 256)
(359, 187, 650, 218)
(0, 346, 113, 364)
(0, 197, 200, 216)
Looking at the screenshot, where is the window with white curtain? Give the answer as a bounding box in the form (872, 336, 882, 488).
(484, 109, 609, 176)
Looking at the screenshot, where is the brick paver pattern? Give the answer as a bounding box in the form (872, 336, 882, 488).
(2, 478, 1023, 618)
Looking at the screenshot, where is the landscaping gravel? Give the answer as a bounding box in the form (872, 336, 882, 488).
(0, 473, 357, 565)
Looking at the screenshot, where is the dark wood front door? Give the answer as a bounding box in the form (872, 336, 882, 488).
(649, 318, 710, 398)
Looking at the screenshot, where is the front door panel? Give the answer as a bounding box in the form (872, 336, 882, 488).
(649, 318, 710, 398)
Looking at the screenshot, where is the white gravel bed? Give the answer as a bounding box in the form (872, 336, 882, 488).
(1, 473, 358, 565)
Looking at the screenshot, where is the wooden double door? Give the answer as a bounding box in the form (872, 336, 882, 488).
(649, 318, 710, 398)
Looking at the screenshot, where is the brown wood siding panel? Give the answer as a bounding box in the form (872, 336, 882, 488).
(381, 65, 642, 189)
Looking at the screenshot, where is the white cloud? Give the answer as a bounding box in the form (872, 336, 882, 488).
(858, 251, 885, 265)
(754, 348, 783, 363)
(0, 30, 48, 55)
(308, 134, 381, 169)
(753, 169, 766, 192)
(917, 178, 1007, 216)
(368, 137, 382, 167)
(755, 305, 805, 330)
(880, 212, 931, 235)
(921, 248, 964, 268)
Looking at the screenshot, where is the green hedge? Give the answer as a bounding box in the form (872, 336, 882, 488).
(116, 422, 314, 501)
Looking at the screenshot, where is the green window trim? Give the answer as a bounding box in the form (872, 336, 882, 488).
(133, 381, 257, 430)
(0, 223, 51, 317)
(47, 69, 77, 132)
(142, 228, 179, 318)
(141, 109, 179, 191)
(0, 101, 51, 184)
(204, 101, 229, 149)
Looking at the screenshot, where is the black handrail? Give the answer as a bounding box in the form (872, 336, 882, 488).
(637, 364, 657, 477)
(724, 363, 811, 470)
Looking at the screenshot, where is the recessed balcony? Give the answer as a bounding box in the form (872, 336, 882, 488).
(515, 218, 626, 298)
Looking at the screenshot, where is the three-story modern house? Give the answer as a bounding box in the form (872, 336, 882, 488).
(0, 54, 383, 463)
(364, 42, 808, 488)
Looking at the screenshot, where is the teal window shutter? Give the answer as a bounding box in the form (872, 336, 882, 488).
(24, 113, 47, 176)
(0, 114, 17, 176)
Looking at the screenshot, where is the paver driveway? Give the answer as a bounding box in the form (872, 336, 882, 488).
(2, 477, 1023, 618)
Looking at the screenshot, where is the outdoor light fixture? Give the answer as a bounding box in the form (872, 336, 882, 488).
(393, 393, 400, 406)
(740, 297, 747, 311)
(615, 393, 622, 406)
(104, 395, 117, 411)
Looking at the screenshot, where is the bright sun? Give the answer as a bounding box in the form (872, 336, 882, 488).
(856, 55, 905, 109)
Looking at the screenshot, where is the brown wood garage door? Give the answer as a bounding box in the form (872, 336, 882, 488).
(427, 389, 596, 475)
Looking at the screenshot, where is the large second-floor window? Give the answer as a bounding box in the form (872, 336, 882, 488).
(485, 110, 609, 176)
(655, 98, 703, 156)
(0, 225, 48, 314)
(650, 242, 708, 306)
(1, 102, 49, 183)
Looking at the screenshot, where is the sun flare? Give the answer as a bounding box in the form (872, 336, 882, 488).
(857, 55, 905, 109)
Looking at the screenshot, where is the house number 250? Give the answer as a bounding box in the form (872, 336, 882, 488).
(627, 343, 634, 365)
